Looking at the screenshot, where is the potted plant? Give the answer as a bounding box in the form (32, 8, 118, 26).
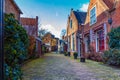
(64, 52, 68, 56)
(68, 52, 70, 57)
(73, 52, 78, 59)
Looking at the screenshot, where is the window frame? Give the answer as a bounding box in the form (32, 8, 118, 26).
(90, 5, 97, 26)
(70, 19, 72, 29)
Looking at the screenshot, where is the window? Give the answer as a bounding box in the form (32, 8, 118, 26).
(85, 35, 90, 52)
(96, 30, 104, 51)
(72, 33, 75, 51)
(90, 6, 97, 25)
(70, 20, 72, 28)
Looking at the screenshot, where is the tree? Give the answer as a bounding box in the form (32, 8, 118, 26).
(38, 28, 48, 38)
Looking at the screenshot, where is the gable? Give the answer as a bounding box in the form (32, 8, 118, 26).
(84, 0, 111, 25)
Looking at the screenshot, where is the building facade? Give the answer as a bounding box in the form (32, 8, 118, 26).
(83, 0, 120, 54)
(20, 16, 38, 37)
(4, 0, 22, 21)
(20, 16, 42, 57)
(66, 9, 86, 56)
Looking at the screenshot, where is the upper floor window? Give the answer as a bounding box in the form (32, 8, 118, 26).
(90, 6, 97, 25)
(70, 20, 72, 28)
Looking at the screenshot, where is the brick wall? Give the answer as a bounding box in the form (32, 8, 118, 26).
(5, 0, 22, 21)
(67, 10, 78, 51)
(20, 16, 38, 37)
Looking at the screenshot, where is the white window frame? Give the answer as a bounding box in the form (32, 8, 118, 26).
(90, 5, 97, 26)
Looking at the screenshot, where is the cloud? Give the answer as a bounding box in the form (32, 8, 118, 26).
(80, 3, 89, 12)
(40, 24, 61, 38)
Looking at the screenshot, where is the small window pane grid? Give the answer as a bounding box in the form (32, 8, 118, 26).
(90, 7, 96, 25)
(97, 30, 104, 51)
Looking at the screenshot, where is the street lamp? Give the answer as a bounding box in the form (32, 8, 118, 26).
(0, 0, 4, 79)
(108, 17, 113, 28)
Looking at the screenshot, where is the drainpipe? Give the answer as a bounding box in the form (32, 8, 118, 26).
(0, 0, 4, 79)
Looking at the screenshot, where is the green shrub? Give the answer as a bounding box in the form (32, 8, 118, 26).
(64, 52, 68, 56)
(108, 26, 120, 49)
(73, 52, 78, 56)
(73, 52, 78, 59)
(67, 52, 70, 56)
(102, 26, 120, 66)
(4, 13, 29, 80)
(102, 49, 120, 66)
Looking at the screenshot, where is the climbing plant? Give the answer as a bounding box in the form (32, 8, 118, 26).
(4, 13, 29, 80)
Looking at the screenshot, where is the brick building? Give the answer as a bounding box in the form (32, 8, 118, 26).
(20, 16, 38, 37)
(20, 16, 42, 57)
(66, 9, 86, 56)
(4, 0, 22, 21)
(83, 0, 120, 54)
(42, 32, 55, 51)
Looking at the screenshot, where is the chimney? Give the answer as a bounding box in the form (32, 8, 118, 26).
(36, 16, 38, 37)
(71, 8, 73, 11)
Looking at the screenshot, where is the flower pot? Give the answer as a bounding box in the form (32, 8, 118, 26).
(74, 54, 78, 59)
(80, 57, 85, 62)
(68, 52, 70, 57)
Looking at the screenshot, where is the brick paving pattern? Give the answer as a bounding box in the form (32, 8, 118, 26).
(22, 53, 120, 80)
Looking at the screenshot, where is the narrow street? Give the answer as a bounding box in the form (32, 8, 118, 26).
(22, 53, 120, 80)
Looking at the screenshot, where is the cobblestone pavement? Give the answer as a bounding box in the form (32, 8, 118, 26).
(22, 53, 120, 80)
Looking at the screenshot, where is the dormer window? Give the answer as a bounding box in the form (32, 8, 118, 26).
(70, 19, 72, 28)
(90, 6, 97, 25)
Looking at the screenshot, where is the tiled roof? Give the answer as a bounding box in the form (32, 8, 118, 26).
(73, 11, 87, 24)
(102, 0, 115, 9)
(20, 17, 37, 26)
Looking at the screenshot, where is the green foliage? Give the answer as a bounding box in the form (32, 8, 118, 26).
(67, 52, 70, 56)
(108, 26, 120, 49)
(73, 52, 78, 59)
(73, 52, 78, 56)
(102, 49, 120, 66)
(64, 52, 68, 56)
(102, 26, 120, 66)
(4, 13, 29, 80)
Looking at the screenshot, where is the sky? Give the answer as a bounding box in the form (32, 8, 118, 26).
(15, 0, 90, 38)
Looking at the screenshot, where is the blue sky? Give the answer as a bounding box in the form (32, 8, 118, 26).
(15, 0, 89, 38)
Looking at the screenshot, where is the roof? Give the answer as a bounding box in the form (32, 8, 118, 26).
(73, 11, 87, 24)
(102, 0, 115, 10)
(20, 17, 37, 26)
(10, 0, 23, 14)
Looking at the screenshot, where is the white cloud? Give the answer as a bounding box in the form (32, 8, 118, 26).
(40, 24, 61, 38)
(80, 3, 89, 12)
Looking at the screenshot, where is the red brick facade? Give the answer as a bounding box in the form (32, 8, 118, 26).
(20, 16, 38, 37)
(5, 0, 22, 21)
(83, 0, 120, 54)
